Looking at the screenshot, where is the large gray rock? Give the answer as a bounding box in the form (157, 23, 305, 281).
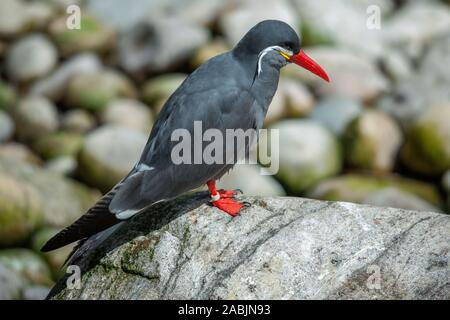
(50, 193, 449, 299)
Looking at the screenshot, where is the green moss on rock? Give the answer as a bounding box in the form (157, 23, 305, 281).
(33, 132, 84, 160)
(65, 71, 136, 111)
(0, 248, 53, 286)
(307, 173, 442, 207)
(0, 81, 17, 110)
(0, 174, 43, 246)
(49, 15, 115, 56)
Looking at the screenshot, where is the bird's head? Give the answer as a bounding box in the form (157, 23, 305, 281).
(233, 20, 329, 82)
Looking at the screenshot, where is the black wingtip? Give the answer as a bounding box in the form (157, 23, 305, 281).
(40, 243, 53, 252)
(40, 237, 62, 252)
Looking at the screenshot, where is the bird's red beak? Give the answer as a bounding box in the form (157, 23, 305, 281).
(289, 50, 330, 82)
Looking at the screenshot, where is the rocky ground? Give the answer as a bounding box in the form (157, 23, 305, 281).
(50, 193, 450, 300)
(1, 0, 450, 299)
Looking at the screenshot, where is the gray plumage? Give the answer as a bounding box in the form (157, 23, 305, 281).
(41, 20, 301, 252)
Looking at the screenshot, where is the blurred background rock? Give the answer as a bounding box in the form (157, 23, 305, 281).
(0, 0, 449, 299)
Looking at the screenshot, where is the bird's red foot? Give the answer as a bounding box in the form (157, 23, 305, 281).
(217, 189, 240, 199)
(211, 197, 245, 217)
(207, 181, 247, 217)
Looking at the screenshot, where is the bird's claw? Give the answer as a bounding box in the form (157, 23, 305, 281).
(211, 198, 245, 217)
(217, 189, 240, 199)
(242, 201, 251, 208)
(210, 188, 249, 217)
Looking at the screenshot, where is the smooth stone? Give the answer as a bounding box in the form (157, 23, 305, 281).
(44, 156, 77, 176)
(13, 96, 59, 143)
(32, 227, 75, 277)
(363, 187, 441, 213)
(0, 264, 24, 300)
(310, 97, 363, 136)
(261, 119, 342, 193)
(283, 47, 388, 103)
(141, 73, 187, 112)
(0, 110, 14, 142)
(101, 99, 153, 133)
(378, 35, 450, 128)
(6, 34, 58, 82)
(0, 0, 30, 37)
(0, 156, 99, 228)
(33, 132, 84, 160)
(190, 39, 229, 68)
(218, 164, 286, 197)
(0, 173, 43, 246)
(292, 0, 392, 58)
(383, 2, 450, 59)
(264, 86, 287, 125)
(31, 53, 103, 101)
(343, 110, 403, 172)
(87, 0, 225, 30)
(443, 170, 450, 194)
(0, 249, 52, 286)
(401, 104, 450, 176)
(0, 80, 17, 111)
(219, 0, 299, 47)
(61, 109, 97, 134)
(49, 14, 115, 56)
(65, 70, 137, 111)
(281, 78, 315, 117)
(307, 174, 442, 208)
(22, 285, 51, 300)
(118, 15, 209, 73)
(78, 125, 148, 192)
(0, 143, 42, 165)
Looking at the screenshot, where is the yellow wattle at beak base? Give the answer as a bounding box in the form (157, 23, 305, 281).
(279, 51, 291, 60)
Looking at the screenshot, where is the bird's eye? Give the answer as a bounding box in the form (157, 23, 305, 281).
(283, 42, 292, 51)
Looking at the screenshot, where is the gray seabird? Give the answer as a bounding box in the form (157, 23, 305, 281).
(42, 20, 329, 252)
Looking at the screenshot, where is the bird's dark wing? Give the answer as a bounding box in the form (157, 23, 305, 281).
(109, 85, 256, 214)
(41, 86, 255, 252)
(40, 185, 122, 252)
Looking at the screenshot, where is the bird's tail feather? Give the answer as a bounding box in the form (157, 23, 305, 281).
(41, 187, 121, 252)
